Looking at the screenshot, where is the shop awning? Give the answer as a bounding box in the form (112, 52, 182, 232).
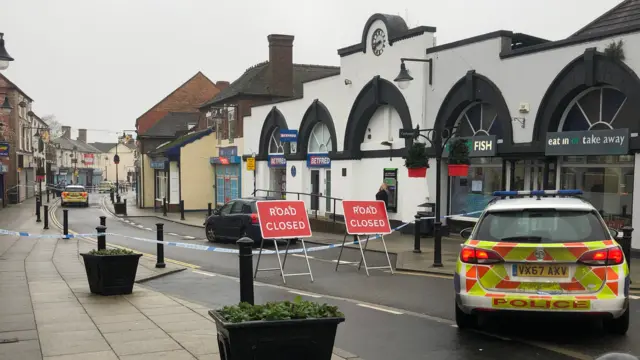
(150, 128, 214, 159)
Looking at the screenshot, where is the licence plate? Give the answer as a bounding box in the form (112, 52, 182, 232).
(513, 264, 568, 277)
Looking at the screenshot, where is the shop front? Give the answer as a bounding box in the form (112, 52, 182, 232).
(210, 146, 241, 207)
(150, 157, 168, 208)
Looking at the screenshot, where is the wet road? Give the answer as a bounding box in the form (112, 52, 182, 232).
(47, 195, 640, 359)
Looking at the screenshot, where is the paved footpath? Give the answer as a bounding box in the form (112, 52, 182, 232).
(0, 198, 361, 360)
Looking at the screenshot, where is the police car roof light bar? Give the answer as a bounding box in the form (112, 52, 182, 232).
(492, 189, 583, 199)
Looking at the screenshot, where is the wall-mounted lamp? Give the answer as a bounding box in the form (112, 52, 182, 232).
(0, 33, 14, 71)
(381, 140, 393, 161)
(344, 79, 352, 86)
(512, 117, 526, 129)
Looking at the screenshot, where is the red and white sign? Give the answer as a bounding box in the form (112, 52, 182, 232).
(342, 200, 391, 235)
(83, 154, 94, 165)
(256, 200, 312, 239)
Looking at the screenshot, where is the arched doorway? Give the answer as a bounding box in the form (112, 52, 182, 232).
(268, 126, 287, 199)
(307, 122, 333, 212)
(556, 86, 633, 229)
(533, 49, 640, 231)
(449, 102, 504, 218)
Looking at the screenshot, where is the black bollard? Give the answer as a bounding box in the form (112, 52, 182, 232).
(156, 223, 166, 268)
(110, 189, 114, 203)
(413, 214, 421, 253)
(180, 200, 185, 220)
(621, 226, 633, 273)
(36, 198, 41, 223)
(46, 189, 50, 203)
(116, 194, 121, 203)
(237, 237, 255, 305)
(43, 205, 49, 230)
(96, 225, 106, 251)
(207, 203, 212, 217)
(99, 216, 106, 226)
(123, 198, 127, 216)
(163, 197, 167, 217)
(63, 209, 69, 238)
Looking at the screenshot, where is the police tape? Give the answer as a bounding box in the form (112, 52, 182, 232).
(0, 210, 483, 254)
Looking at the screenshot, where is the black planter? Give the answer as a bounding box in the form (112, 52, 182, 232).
(114, 202, 127, 215)
(209, 310, 344, 360)
(81, 253, 142, 296)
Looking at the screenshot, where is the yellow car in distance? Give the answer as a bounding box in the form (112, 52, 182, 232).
(61, 185, 89, 207)
(99, 181, 114, 193)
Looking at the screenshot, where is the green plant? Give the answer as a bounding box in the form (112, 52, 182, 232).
(448, 138, 470, 165)
(88, 248, 136, 256)
(404, 142, 429, 168)
(605, 40, 625, 61)
(218, 296, 344, 323)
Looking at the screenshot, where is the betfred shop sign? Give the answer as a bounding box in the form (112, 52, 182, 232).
(256, 200, 312, 239)
(342, 200, 391, 235)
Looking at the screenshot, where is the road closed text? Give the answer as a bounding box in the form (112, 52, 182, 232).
(265, 221, 307, 231)
(492, 298, 591, 310)
(349, 219, 387, 227)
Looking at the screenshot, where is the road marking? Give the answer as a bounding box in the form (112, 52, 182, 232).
(331, 259, 356, 264)
(136, 225, 144, 228)
(192, 270, 216, 277)
(144, 227, 152, 231)
(289, 290, 322, 298)
(356, 303, 403, 315)
(630, 295, 640, 300)
(168, 233, 179, 236)
(183, 236, 196, 240)
(450, 324, 458, 328)
(391, 270, 453, 280)
(292, 254, 314, 259)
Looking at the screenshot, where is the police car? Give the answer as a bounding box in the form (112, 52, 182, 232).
(454, 190, 629, 335)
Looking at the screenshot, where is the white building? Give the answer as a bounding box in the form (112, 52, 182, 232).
(242, 4, 640, 249)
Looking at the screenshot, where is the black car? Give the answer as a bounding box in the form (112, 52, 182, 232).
(204, 197, 298, 245)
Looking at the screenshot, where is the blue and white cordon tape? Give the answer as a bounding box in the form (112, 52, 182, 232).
(0, 210, 483, 255)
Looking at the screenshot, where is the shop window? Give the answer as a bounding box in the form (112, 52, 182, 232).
(269, 127, 285, 154)
(560, 158, 633, 229)
(216, 165, 240, 206)
(156, 171, 167, 200)
(457, 102, 502, 138)
(450, 157, 503, 218)
(562, 86, 626, 132)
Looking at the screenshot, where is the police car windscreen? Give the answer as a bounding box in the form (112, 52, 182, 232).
(474, 210, 609, 243)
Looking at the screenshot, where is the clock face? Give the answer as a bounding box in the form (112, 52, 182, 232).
(371, 28, 386, 56)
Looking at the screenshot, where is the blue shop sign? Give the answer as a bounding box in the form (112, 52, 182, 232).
(219, 146, 238, 157)
(279, 130, 298, 143)
(0, 142, 9, 157)
(268, 154, 286, 168)
(210, 156, 241, 165)
(307, 153, 331, 168)
(150, 160, 166, 169)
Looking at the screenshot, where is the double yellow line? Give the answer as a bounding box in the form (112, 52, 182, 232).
(48, 198, 199, 269)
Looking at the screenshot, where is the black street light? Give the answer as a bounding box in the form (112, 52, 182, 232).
(0, 33, 14, 71)
(1, 95, 12, 114)
(398, 125, 459, 267)
(394, 58, 433, 89)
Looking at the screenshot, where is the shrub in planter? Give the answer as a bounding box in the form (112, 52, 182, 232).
(209, 296, 345, 360)
(448, 138, 470, 177)
(405, 141, 429, 178)
(81, 248, 142, 296)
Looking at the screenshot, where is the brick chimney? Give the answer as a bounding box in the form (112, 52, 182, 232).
(267, 34, 294, 97)
(77, 128, 87, 143)
(215, 81, 230, 90)
(62, 126, 71, 139)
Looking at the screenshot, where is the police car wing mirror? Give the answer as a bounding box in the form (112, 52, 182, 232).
(609, 228, 620, 239)
(460, 228, 472, 239)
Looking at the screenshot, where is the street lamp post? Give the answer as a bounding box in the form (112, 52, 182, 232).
(104, 156, 108, 181)
(0, 33, 14, 71)
(395, 57, 456, 268)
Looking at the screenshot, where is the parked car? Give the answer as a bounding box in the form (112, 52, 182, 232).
(204, 197, 298, 246)
(61, 185, 89, 207)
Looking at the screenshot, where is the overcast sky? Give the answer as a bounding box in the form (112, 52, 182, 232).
(0, 0, 621, 142)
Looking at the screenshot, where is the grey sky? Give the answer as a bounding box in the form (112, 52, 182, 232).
(0, 0, 621, 142)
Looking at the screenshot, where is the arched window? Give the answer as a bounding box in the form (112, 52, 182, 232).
(268, 127, 284, 154)
(308, 123, 333, 153)
(560, 86, 627, 132)
(455, 102, 503, 138)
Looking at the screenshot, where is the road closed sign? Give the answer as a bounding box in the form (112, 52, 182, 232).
(342, 200, 391, 235)
(256, 200, 312, 239)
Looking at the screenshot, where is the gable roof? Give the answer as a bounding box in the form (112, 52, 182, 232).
(571, 0, 640, 37)
(0, 73, 33, 102)
(89, 142, 117, 153)
(140, 112, 201, 138)
(200, 62, 340, 108)
(135, 71, 215, 127)
(52, 136, 102, 153)
(149, 128, 214, 157)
